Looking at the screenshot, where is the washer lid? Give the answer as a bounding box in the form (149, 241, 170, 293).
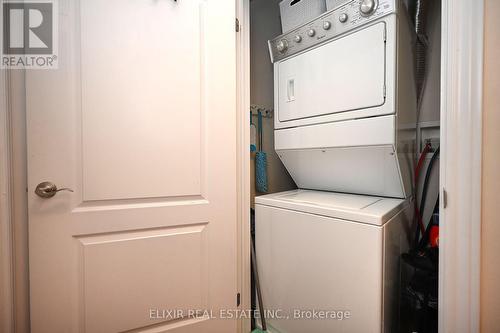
(255, 189, 407, 226)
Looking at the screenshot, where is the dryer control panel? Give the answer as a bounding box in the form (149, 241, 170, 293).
(268, 0, 396, 63)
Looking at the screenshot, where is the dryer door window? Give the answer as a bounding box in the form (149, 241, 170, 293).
(277, 22, 387, 123)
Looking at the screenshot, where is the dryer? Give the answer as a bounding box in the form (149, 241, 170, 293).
(268, 0, 416, 198)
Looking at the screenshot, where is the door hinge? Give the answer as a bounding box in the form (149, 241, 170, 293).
(442, 188, 448, 208)
(235, 18, 240, 32)
(236, 292, 241, 307)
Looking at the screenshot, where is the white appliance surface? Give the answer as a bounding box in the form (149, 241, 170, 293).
(268, 0, 416, 198)
(255, 190, 411, 333)
(276, 145, 406, 198)
(279, 0, 327, 33)
(326, 0, 351, 10)
(255, 189, 406, 226)
(274, 115, 396, 150)
(277, 22, 387, 124)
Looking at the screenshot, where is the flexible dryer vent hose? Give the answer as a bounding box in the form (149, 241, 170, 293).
(414, 0, 430, 110)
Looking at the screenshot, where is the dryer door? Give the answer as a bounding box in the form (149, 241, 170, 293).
(277, 22, 387, 126)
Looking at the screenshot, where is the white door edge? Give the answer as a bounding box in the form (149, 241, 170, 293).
(0, 66, 15, 333)
(439, 0, 483, 332)
(236, 0, 251, 332)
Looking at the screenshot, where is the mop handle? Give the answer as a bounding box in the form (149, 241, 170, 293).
(251, 237, 267, 330)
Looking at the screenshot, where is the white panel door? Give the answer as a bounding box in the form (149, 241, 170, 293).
(26, 0, 238, 332)
(277, 22, 387, 123)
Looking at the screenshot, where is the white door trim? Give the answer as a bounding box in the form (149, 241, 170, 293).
(439, 0, 483, 332)
(0, 69, 14, 333)
(236, 0, 251, 332)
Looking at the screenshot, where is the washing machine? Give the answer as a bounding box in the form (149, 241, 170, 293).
(255, 190, 412, 333)
(256, 0, 416, 332)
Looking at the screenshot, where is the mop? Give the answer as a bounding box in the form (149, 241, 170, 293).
(255, 111, 268, 193)
(251, 236, 268, 333)
(250, 112, 257, 152)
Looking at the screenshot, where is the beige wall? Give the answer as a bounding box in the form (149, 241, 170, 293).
(416, 0, 441, 226)
(481, 0, 500, 331)
(250, 0, 296, 207)
(419, 0, 441, 124)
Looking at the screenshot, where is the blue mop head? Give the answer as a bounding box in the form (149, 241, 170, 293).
(255, 151, 268, 193)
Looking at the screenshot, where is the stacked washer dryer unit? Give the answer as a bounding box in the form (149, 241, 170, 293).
(255, 0, 416, 332)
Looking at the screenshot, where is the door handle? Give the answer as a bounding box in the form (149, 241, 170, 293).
(35, 181, 74, 198)
(287, 78, 295, 102)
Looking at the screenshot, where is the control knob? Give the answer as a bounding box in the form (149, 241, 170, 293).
(276, 39, 288, 53)
(294, 35, 302, 43)
(360, 0, 378, 16)
(307, 29, 316, 37)
(339, 13, 348, 23)
(323, 21, 331, 30)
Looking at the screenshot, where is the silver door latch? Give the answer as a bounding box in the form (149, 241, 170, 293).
(35, 181, 73, 198)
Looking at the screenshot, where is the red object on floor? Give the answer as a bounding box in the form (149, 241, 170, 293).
(430, 225, 439, 247)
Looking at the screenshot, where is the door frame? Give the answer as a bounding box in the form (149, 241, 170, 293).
(0, 68, 14, 333)
(236, 0, 251, 332)
(439, 0, 484, 331)
(0, 0, 484, 331)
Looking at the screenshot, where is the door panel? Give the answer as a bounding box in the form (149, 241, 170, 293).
(80, 0, 204, 200)
(26, 0, 237, 332)
(277, 22, 387, 123)
(80, 225, 208, 332)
